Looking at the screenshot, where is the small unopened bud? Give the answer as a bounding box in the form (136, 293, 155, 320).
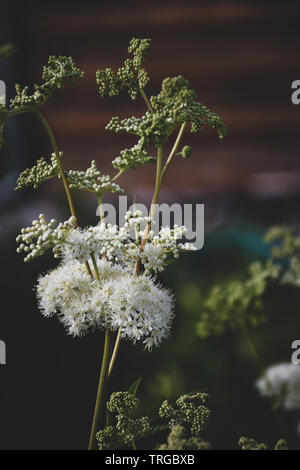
(181, 145, 192, 159)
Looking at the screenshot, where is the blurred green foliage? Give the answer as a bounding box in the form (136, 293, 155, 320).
(0, 43, 15, 61)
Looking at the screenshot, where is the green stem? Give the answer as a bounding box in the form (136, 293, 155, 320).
(88, 328, 112, 450)
(91, 253, 100, 281)
(110, 146, 164, 370)
(107, 89, 154, 375)
(160, 122, 187, 185)
(88, 252, 115, 449)
(19, 109, 112, 448)
(36, 111, 77, 221)
(114, 125, 186, 365)
(107, 107, 184, 379)
(35, 111, 93, 278)
(112, 169, 125, 182)
(108, 327, 122, 378)
(140, 145, 163, 253)
(133, 145, 163, 279)
(140, 88, 153, 113)
(151, 145, 164, 214)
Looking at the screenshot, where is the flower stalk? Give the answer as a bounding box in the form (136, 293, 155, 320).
(36, 111, 77, 221)
(88, 328, 112, 450)
(37, 111, 112, 447)
(4, 39, 227, 451)
(35, 111, 94, 278)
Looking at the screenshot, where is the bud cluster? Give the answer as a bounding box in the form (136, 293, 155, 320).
(96, 37, 150, 100)
(15, 154, 59, 190)
(159, 392, 210, 437)
(16, 214, 76, 262)
(66, 160, 124, 196)
(10, 56, 84, 110)
(96, 391, 150, 450)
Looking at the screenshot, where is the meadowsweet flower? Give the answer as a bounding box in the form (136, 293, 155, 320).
(114, 213, 196, 272)
(17, 210, 196, 271)
(16, 214, 76, 262)
(36, 258, 174, 348)
(36, 259, 127, 333)
(36, 260, 96, 335)
(6, 36, 228, 450)
(92, 274, 174, 350)
(62, 223, 132, 263)
(255, 363, 300, 410)
(140, 243, 166, 272)
(151, 225, 197, 259)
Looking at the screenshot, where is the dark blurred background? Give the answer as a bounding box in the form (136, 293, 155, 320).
(0, 0, 300, 450)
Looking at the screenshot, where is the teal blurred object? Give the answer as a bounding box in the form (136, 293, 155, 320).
(204, 223, 272, 261)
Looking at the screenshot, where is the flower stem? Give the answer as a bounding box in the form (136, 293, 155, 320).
(151, 145, 164, 214)
(109, 146, 164, 373)
(107, 101, 184, 381)
(106, 121, 185, 385)
(112, 168, 125, 182)
(33, 111, 114, 449)
(106, 89, 155, 377)
(140, 88, 153, 113)
(88, 252, 115, 449)
(91, 253, 100, 281)
(139, 144, 163, 255)
(37, 111, 110, 449)
(36, 111, 93, 278)
(88, 328, 112, 450)
(36, 111, 77, 221)
(160, 122, 187, 185)
(108, 327, 122, 379)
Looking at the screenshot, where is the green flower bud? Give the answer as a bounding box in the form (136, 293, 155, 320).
(181, 145, 192, 158)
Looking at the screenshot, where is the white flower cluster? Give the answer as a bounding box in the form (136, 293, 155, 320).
(16, 214, 76, 262)
(122, 214, 196, 273)
(17, 211, 196, 273)
(62, 223, 131, 263)
(19, 210, 195, 349)
(94, 274, 174, 350)
(145, 225, 196, 271)
(63, 211, 196, 272)
(255, 363, 300, 411)
(36, 259, 174, 349)
(37, 260, 96, 336)
(16, 211, 196, 271)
